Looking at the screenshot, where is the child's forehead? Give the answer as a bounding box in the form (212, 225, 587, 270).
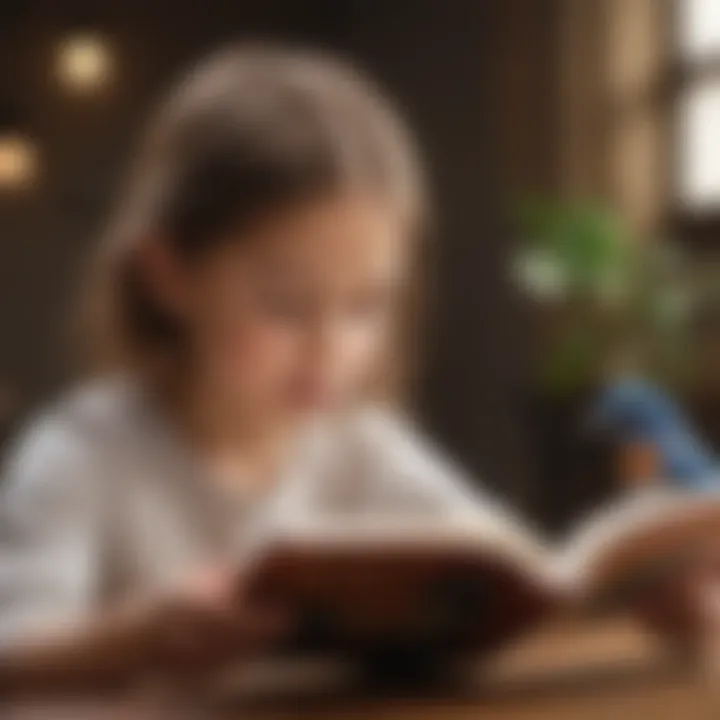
(220, 194, 410, 270)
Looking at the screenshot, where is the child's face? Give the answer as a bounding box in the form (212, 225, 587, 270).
(167, 192, 410, 421)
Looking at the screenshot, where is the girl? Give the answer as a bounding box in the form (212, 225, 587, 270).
(0, 44, 511, 693)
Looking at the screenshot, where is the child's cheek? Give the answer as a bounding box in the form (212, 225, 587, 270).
(218, 320, 297, 393)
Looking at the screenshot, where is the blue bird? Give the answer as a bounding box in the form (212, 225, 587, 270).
(592, 377, 719, 491)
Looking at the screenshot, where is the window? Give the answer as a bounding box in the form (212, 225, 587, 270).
(677, 0, 720, 210)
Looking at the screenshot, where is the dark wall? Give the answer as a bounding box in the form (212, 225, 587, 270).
(0, 1, 561, 512)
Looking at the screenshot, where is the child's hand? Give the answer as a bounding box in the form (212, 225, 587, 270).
(0, 565, 288, 696)
(150, 564, 289, 670)
(633, 547, 720, 662)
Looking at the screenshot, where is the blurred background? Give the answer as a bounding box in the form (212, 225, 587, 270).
(0, 0, 718, 531)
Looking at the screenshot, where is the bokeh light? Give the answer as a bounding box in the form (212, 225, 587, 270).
(0, 132, 38, 190)
(55, 33, 113, 93)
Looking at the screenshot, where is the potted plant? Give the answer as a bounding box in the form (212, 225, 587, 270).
(511, 198, 719, 528)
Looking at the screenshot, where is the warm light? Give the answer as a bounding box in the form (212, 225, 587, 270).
(679, 80, 720, 208)
(680, 0, 720, 60)
(0, 133, 38, 190)
(56, 34, 113, 92)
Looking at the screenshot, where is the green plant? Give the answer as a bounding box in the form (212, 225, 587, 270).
(512, 198, 718, 394)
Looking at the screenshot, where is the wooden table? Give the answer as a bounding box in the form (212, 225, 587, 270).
(223, 616, 720, 719)
(4, 616, 720, 719)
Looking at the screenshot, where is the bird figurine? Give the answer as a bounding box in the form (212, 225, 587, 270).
(591, 377, 719, 491)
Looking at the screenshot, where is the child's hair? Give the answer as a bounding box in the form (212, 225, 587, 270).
(83, 43, 426, 394)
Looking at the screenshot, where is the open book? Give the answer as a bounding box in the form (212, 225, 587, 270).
(242, 490, 720, 663)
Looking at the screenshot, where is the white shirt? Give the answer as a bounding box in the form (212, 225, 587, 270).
(0, 378, 517, 646)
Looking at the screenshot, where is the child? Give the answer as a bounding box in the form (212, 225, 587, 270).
(0, 45, 507, 692)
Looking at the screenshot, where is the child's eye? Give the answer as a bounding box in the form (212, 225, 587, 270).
(258, 290, 310, 321)
(346, 287, 394, 322)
